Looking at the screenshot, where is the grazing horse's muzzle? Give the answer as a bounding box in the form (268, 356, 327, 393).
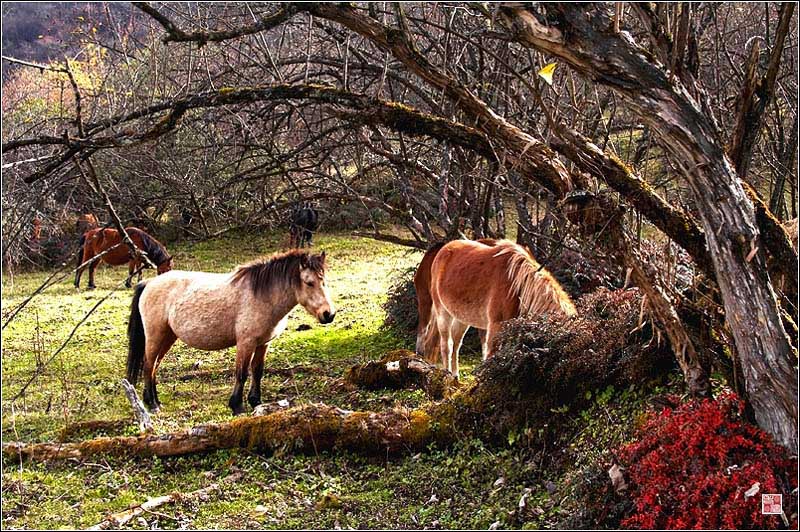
(320, 310, 336, 324)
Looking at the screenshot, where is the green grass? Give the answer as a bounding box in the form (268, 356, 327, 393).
(2, 230, 655, 529)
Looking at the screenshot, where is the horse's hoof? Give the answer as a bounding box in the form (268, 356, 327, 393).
(248, 396, 262, 409)
(230, 404, 247, 416)
(87, 285, 96, 290)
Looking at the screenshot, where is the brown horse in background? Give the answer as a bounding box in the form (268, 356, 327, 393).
(75, 227, 173, 289)
(414, 239, 498, 363)
(422, 239, 576, 378)
(76, 213, 98, 234)
(31, 218, 42, 244)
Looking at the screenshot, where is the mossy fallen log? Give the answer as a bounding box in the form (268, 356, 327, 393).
(3, 403, 447, 462)
(344, 349, 459, 400)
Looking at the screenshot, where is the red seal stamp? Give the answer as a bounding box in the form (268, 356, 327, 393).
(762, 493, 782, 515)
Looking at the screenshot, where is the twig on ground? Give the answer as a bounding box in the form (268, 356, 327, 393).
(121, 379, 154, 434)
(88, 472, 243, 530)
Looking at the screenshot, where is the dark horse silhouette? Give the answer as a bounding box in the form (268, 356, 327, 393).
(289, 202, 319, 248)
(180, 208, 194, 237)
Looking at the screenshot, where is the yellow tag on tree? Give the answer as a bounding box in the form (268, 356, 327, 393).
(538, 62, 557, 85)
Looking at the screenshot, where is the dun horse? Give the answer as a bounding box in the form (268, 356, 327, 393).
(126, 250, 336, 414)
(418, 239, 576, 378)
(75, 227, 173, 289)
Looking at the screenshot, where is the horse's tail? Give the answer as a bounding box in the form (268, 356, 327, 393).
(76, 232, 87, 270)
(414, 242, 446, 360)
(126, 281, 148, 385)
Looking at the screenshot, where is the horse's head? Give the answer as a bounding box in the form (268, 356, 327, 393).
(296, 251, 336, 324)
(76, 213, 98, 233)
(157, 256, 174, 274)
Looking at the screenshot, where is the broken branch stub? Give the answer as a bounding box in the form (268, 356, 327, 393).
(344, 349, 460, 400)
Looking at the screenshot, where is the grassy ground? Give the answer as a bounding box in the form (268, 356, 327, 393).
(2, 230, 659, 529)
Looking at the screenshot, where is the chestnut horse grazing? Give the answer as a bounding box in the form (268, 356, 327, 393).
(414, 239, 498, 362)
(126, 250, 336, 414)
(424, 239, 576, 378)
(75, 227, 173, 289)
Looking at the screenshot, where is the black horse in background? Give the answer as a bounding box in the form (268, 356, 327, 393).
(180, 208, 194, 237)
(289, 202, 319, 248)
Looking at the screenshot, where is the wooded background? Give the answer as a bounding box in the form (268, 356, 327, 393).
(2, 2, 797, 451)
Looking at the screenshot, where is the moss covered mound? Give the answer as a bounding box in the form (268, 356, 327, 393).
(455, 287, 675, 439)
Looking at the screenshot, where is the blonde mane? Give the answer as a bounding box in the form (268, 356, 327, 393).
(493, 242, 576, 317)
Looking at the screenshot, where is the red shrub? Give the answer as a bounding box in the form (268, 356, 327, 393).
(620, 393, 797, 530)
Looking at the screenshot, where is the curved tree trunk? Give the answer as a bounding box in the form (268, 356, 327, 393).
(499, 3, 797, 452)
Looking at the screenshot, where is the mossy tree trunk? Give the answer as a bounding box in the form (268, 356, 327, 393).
(499, 3, 798, 452)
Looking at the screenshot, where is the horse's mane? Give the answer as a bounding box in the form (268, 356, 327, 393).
(231, 249, 326, 297)
(493, 242, 576, 317)
(128, 227, 170, 266)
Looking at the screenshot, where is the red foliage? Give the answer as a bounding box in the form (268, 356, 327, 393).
(620, 393, 797, 530)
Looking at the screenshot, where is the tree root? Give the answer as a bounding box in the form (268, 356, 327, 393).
(344, 349, 459, 400)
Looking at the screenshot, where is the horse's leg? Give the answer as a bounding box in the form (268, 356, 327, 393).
(87, 259, 98, 289)
(142, 327, 170, 412)
(126, 260, 135, 288)
(447, 321, 469, 380)
(482, 322, 500, 360)
(229, 340, 256, 415)
(151, 329, 177, 408)
(247, 344, 267, 408)
(436, 311, 454, 373)
(131, 257, 143, 285)
(74, 244, 88, 287)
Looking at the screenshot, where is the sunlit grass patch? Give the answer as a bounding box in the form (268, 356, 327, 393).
(2, 229, 660, 529)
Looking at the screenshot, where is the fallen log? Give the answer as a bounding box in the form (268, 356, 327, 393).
(344, 349, 459, 400)
(88, 471, 243, 530)
(3, 403, 445, 462)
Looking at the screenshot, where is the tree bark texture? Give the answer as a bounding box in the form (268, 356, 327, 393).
(499, 2, 797, 451)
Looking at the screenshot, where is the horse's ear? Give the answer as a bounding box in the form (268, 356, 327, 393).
(320, 250, 326, 262)
(299, 254, 309, 268)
